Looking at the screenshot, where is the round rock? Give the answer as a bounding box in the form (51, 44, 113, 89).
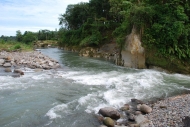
(99, 107, 120, 120)
(103, 117, 115, 127)
(140, 104, 152, 114)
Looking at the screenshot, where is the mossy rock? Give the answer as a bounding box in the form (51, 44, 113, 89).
(103, 117, 115, 127)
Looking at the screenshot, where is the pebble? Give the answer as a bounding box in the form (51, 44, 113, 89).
(145, 94, 190, 127)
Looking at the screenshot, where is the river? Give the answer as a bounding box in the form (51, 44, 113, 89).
(0, 48, 190, 127)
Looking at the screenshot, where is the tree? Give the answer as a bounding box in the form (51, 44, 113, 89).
(59, 2, 89, 30)
(22, 31, 37, 44)
(16, 30, 22, 42)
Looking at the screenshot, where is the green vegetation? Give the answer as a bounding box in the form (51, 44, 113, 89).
(1, 0, 190, 72)
(0, 40, 33, 51)
(58, 0, 190, 62)
(0, 29, 58, 51)
(16, 29, 58, 43)
(58, 0, 115, 47)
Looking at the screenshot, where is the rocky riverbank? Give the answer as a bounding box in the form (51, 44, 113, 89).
(97, 94, 190, 127)
(0, 51, 60, 76)
(145, 94, 190, 127)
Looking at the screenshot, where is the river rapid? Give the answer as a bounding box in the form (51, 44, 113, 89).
(0, 48, 190, 127)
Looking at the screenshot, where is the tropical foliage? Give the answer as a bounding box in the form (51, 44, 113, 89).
(58, 0, 190, 60)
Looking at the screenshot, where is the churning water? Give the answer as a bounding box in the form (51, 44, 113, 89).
(0, 48, 190, 127)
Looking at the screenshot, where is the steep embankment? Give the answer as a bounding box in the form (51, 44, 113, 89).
(64, 42, 190, 74)
(145, 48, 190, 74)
(120, 27, 145, 69)
(63, 28, 190, 74)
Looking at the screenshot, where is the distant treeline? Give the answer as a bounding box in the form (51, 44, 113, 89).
(0, 29, 58, 44)
(0, 35, 16, 42)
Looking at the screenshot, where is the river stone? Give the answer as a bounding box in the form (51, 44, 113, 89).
(120, 104, 130, 111)
(128, 113, 135, 121)
(4, 68, 12, 72)
(103, 117, 115, 127)
(160, 105, 167, 109)
(12, 74, 21, 78)
(183, 116, 190, 127)
(131, 99, 144, 104)
(135, 114, 152, 127)
(98, 125, 107, 127)
(99, 107, 120, 120)
(135, 111, 142, 115)
(34, 69, 43, 72)
(14, 69, 24, 75)
(55, 63, 60, 68)
(115, 125, 128, 127)
(42, 64, 50, 69)
(48, 62, 54, 66)
(0, 56, 5, 59)
(0, 59, 5, 65)
(139, 104, 152, 114)
(3, 63, 11, 67)
(128, 123, 140, 127)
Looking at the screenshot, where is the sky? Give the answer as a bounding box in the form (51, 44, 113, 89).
(0, 0, 89, 36)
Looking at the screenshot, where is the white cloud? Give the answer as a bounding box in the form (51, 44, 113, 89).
(0, 0, 89, 36)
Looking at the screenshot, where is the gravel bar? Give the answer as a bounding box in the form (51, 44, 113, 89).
(145, 94, 190, 127)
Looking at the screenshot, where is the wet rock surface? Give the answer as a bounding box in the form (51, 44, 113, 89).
(98, 100, 153, 127)
(78, 43, 119, 62)
(99, 107, 120, 120)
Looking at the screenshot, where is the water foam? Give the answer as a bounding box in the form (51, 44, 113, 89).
(45, 104, 68, 119)
(57, 69, 190, 114)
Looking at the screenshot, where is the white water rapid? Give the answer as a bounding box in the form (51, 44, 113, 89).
(0, 48, 190, 127)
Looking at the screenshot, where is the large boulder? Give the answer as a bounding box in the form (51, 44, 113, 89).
(139, 104, 152, 114)
(99, 107, 120, 120)
(103, 117, 115, 127)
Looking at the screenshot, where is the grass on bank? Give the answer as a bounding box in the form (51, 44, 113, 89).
(0, 41, 33, 52)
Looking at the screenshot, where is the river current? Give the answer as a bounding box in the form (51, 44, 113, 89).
(0, 48, 190, 127)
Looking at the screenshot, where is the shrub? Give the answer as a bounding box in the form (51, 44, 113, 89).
(13, 44, 21, 50)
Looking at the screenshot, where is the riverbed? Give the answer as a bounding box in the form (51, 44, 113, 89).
(0, 48, 190, 127)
